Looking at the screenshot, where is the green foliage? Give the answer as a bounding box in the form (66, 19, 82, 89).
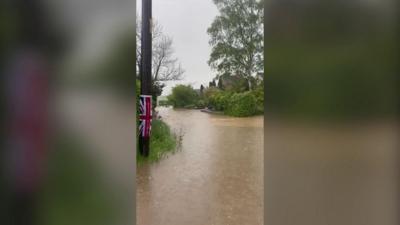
(152, 81, 166, 108)
(196, 99, 206, 108)
(158, 100, 170, 107)
(167, 85, 199, 108)
(203, 87, 262, 117)
(137, 120, 176, 164)
(252, 87, 264, 113)
(208, 0, 263, 80)
(208, 91, 232, 111)
(225, 91, 257, 117)
(204, 87, 221, 100)
(137, 83, 177, 163)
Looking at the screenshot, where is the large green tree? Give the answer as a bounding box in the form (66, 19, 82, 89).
(207, 0, 263, 90)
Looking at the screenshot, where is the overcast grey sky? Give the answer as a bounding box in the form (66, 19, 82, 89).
(138, 0, 219, 95)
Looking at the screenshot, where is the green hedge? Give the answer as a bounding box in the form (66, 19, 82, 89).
(225, 92, 258, 117)
(167, 85, 199, 108)
(252, 88, 264, 114)
(204, 89, 263, 117)
(207, 91, 232, 111)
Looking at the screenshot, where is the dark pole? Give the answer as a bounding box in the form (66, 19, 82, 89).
(140, 0, 152, 157)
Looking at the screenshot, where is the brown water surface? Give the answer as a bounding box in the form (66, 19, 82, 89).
(58, 90, 398, 225)
(137, 107, 264, 225)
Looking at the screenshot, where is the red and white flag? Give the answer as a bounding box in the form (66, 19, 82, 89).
(139, 95, 152, 138)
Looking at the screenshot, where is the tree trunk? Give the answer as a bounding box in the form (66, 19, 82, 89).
(247, 76, 252, 91)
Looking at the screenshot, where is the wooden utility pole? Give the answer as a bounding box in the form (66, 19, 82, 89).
(139, 0, 152, 157)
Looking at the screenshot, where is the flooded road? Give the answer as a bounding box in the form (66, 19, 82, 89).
(58, 90, 398, 225)
(137, 107, 264, 225)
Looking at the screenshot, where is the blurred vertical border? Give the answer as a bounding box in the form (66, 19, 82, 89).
(1, 0, 137, 224)
(264, 0, 398, 225)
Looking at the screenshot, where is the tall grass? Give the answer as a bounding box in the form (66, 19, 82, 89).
(137, 119, 177, 164)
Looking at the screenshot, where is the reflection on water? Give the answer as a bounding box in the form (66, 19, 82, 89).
(137, 108, 264, 225)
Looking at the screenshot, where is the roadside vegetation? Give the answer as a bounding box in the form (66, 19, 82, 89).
(136, 80, 178, 164)
(167, 85, 199, 109)
(137, 119, 177, 164)
(166, 79, 264, 117)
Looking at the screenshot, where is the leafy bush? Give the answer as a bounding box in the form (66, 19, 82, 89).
(203, 83, 263, 116)
(225, 91, 257, 117)
(203, 87, 220, 107)
(167, 85, 199, 108)
(251, 88, 264, 113)
(208, 91, 232, 111)
(195, 99, 206, 108)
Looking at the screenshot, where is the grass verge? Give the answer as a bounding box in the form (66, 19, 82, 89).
(137, 119, 177, 164)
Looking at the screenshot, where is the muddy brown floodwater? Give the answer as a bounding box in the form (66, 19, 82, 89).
(137, 107, 264, 225)
(59, 90, 397, 225)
